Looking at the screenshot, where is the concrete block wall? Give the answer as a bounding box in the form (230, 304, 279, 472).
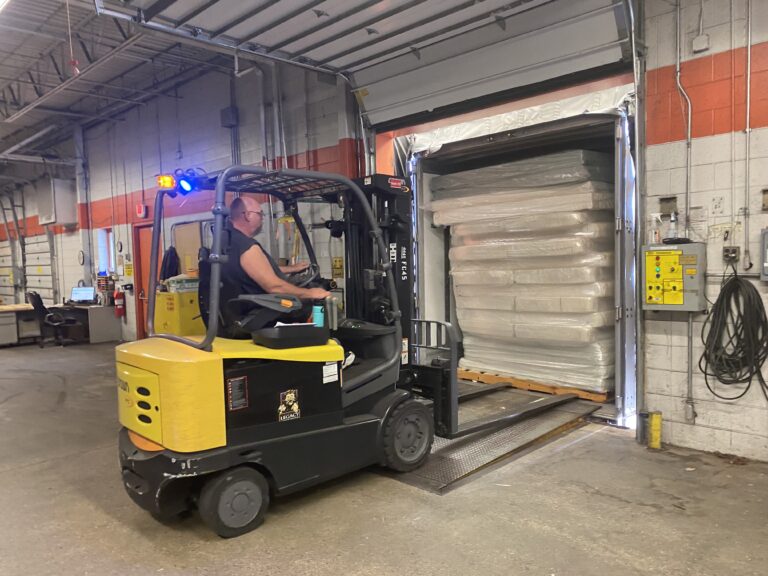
(80, 66, 356, 341)
(644, 0, 768, 461)
(0, 63, 359, 341)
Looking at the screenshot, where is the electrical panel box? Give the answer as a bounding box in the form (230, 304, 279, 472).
(37, 177, 77, 226)
(642, 243, 707, 312)
(761, 229, 768, 281)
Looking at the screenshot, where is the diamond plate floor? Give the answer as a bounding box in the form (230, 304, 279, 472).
(388, 382, 599, 493)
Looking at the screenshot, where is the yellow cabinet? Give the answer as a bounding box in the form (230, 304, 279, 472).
(155, 291, 205, 336)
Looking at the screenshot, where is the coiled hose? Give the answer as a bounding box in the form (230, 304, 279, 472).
(699, 266, 768, 400)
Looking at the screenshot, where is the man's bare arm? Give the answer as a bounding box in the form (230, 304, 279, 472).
(241, 246, 328, 299)
(279, 261, 310, 274)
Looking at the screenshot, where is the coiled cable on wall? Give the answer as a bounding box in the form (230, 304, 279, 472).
(699, 266, 768, 401)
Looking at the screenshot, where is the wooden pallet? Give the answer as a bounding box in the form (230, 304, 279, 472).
(457, 368, 612, 403)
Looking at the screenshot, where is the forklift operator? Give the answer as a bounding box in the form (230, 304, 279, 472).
(225, 195, 331, 302)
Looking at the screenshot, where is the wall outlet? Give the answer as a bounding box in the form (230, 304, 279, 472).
(711, 195, 724, 215)
(723, 246, 740, 262)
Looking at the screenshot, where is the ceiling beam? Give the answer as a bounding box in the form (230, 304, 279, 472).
(0, 63, 182, 100)
(3, 34, 144, 124)
(211, 0, 282, 39)
(0, 76, 145, 106)
(267, 0, 383, 54)
(238, 0, 326, 46)
(174, 0, 220, 28)
(286, 0, 428, 58)
(0, 153, 76, 167)
(1, 126, 58, 155)
(141, 0, 181, 23)
(335, 0, 554, 69)
(93, 2, 341, 76)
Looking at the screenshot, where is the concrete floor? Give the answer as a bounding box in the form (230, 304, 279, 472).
(0, 343, 766, 576)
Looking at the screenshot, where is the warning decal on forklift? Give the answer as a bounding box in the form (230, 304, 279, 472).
(278, 389, 301, 422)
(227, 376, 249, 411)
(323, 362, 339, 384)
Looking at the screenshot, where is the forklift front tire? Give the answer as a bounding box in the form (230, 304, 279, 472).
(198, 466, 270, 538)
(382, 399, 434, 472)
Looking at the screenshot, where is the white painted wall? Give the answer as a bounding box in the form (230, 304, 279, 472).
(644, 0, 768, 460)
(79, 67, 354, 341)
(1, 63, 356, 341)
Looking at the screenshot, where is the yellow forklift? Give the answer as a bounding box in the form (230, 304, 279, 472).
(117, 166, 575, 537)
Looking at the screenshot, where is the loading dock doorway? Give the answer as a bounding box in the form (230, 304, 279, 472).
(408, 113, 637, 424)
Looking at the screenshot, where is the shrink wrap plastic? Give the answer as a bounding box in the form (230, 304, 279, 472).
(432, 182, 613, 226)
(431, 150, 615, 392)
(430, 151, 614, 199)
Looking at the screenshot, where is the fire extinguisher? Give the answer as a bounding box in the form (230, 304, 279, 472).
(114, 288, 125, 319)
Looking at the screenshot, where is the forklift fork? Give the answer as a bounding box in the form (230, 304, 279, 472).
(406, 319, 577, 439)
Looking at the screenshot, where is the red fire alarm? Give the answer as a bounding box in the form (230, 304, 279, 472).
(135, 203, 147, 219)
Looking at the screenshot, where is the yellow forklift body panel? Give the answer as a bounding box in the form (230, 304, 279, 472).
(117, 362, 163, 445)
(116, 337, 343, 453)
(208, 337, 344, 362)
(117, 338, 225, 453)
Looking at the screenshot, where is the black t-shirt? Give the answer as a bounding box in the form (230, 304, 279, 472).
(221, 225, 285, 298)
(218, 225, 289, 335)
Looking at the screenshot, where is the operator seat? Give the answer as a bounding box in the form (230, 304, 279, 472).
(198, 239, 323, 345)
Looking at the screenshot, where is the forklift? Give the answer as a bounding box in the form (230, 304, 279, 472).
(116, 166, 575, 537)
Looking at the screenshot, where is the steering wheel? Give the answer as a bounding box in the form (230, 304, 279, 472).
(286, 263, 320, 287)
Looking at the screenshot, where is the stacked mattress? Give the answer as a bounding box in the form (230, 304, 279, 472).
(430, 150, 615, 393)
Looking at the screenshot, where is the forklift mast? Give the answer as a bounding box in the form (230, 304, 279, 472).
(346, 174, 413, 351)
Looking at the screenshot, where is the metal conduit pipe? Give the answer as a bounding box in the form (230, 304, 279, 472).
(229, 74, 241, 165)
(275, 65, 289, 165)
(676, 0, 697, 424)
(250, 62, 278, 255)
(743, 0, 754, 271)
(269, 63, 282, 169)
(359, 114, 371, 177)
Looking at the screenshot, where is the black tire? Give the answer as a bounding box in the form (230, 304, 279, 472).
(198, 467, 270, 538)
(150, 509, 187, 525)
(381, 399, 434, 472)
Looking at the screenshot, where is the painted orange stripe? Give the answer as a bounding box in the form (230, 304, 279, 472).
(0, 139, 360, 241)
(646, 42, 768, 145)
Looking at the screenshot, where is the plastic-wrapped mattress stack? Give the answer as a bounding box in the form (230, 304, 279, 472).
(430, 150, 615, 393)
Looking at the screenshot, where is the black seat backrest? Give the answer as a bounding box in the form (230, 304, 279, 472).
(197, 246, 211, 328)
(198, 227, 235, 336)
(26, 291, 48, 321)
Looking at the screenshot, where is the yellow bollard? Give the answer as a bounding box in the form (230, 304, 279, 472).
(648, 411, 662, 449)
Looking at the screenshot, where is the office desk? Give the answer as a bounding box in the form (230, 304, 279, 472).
(52, 304, 122, 344)
(0, 304, 39, 346)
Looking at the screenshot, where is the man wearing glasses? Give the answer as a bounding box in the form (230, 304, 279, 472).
(224, 195, 330, 302)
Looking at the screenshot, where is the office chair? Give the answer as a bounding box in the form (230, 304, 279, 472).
(26, 292, 84, 348)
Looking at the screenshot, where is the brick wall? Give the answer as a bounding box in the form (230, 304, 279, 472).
(644, 0, 768, 461)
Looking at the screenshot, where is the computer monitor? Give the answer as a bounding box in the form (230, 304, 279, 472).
(70, 286, 96, 303)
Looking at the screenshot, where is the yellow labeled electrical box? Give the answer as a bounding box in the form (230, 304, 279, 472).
(642, 243, 707, 312)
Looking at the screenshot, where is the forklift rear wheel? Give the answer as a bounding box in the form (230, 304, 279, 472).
(382, 399, 434, 472)
(198, 466, 270, 538)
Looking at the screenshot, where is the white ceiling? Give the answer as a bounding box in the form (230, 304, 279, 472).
(0, 0, 631, 164)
